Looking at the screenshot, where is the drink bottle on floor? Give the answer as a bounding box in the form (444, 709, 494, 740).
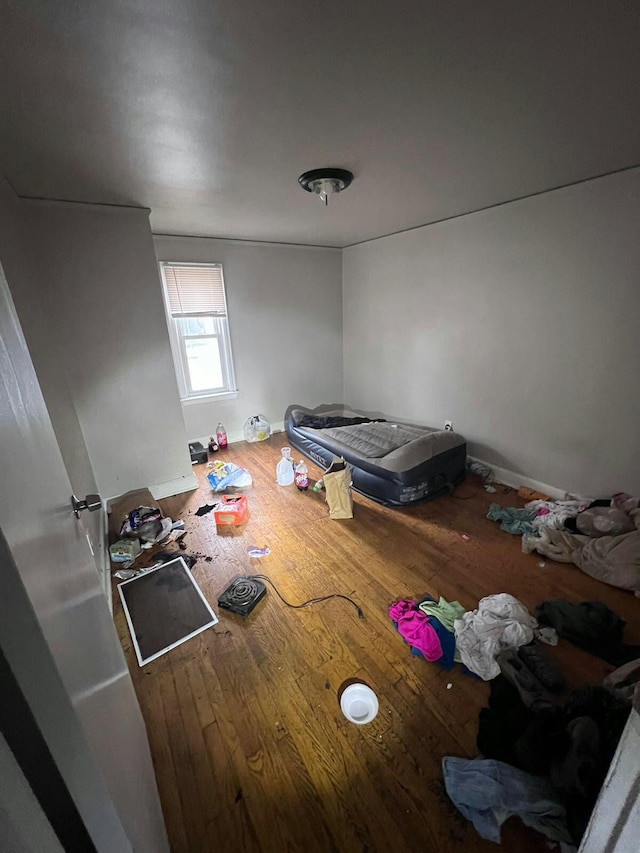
(276, 447, 294, 485)
(295, 460, 309, 490)
(216, 422, 228, 449)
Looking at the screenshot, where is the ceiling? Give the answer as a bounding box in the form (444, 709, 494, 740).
(1, 1, 639, 248)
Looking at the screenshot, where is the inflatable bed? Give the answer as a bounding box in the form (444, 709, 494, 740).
(285, 405, 467, 506)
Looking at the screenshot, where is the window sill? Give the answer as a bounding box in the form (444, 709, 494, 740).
(181, 390, 239, 406)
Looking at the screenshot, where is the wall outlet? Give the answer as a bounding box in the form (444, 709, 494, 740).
(444, 420, 453, 431)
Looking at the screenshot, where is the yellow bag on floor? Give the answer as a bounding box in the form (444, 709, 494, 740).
(324, 457, 353, 519)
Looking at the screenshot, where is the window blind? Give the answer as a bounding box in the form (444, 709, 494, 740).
(162, 263, 227, 317)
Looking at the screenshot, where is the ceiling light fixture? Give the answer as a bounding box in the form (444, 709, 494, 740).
(298, 168, 354, 206)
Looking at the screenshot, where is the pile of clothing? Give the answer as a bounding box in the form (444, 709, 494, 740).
(488, 493, 640, 593)
(442, 598, 639, 849)
(389, 593, 557, 680)
(487, 499, 587, 536)
(388, 596, 466, 671)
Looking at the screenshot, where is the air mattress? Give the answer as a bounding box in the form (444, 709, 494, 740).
(285, 405, 466, 506)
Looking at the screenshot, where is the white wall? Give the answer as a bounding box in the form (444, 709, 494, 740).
(154, 236, 343, 441)
(0, 182, 98, 502)
(343, 169, 640, 497)
(23, 201, 195, 499)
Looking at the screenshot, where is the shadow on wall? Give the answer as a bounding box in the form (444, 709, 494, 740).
(466, 441, 524, 475)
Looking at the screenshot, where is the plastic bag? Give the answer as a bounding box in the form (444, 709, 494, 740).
(324, 457, 353, 519)
(206, 460, 253, 491)
(243, 414, 272, 443)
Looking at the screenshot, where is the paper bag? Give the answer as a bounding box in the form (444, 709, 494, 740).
(324, 457, 353, 519)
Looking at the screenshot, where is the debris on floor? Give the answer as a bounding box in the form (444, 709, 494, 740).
(458, 668, 632, 848)
(454, 594, 537, 681)
(118, 505, 174, 544)
(536, 599, 640, 666)
(207, 460, 252, 490)
(113, 568, 139, 581)
(517, 486, 550, 501)
(428, 588, 638, 848)
(195, 503, 217, 517)
(468, 460, 493, 487)
(340, 682, 379, 725)
(324, 458, 354, 519)
(487, 503, 537, 535)
(243, 414, 271, 442)
(188, 441, 208, 464)
(218, 575, 267, 617)
(390, 593, 559, 679)
(442, 756, 575, 848)
(219, 573, 364, 620)
(110, 538, 142, 563)
(490, 491, 640, 593)
(214, 494, 248, 526)
(247, 545, 271, 558)
(117, 556, 218, 666)
(389, 595, 463, 672)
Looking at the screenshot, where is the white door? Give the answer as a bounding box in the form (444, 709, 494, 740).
(0, 261, 168, 851)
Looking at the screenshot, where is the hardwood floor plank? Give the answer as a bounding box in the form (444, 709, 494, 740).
(159, 668, 209, 849)
(136, 671, 190, 852)
(201, 719, 260, 851)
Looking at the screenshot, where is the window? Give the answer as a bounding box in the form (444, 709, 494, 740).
(159, 262, 237, 401)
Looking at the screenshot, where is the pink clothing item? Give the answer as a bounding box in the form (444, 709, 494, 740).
(397, 611, 443, 660)
(389, 600, 443, 661)
(389, 599, 417, 621)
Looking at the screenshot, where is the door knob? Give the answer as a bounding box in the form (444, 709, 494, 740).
(71, 494, 102, 519)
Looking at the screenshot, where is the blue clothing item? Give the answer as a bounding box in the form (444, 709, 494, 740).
(487, 503, 537, 535)
(442, 757, 575, 848)
(426, 615, 456, 670)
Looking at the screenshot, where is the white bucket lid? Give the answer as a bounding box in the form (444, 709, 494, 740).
(340, 683, 379, 725)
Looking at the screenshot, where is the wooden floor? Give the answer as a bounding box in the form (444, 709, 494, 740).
(111, 435, 639, 853)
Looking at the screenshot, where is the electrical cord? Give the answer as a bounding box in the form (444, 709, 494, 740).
(247, 574, 364, 620)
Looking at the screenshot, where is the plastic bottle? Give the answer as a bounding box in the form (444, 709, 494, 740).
(216, 422, 228, 449)
(276, 447, 294, 486)
(294, 460, 309, 491)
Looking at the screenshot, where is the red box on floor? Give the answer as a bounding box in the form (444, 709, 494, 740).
(214, 494, 248, 526)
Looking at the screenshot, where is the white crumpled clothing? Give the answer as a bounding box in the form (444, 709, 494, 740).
(453, 593, 537, 680)
(525, 499, 586, 530)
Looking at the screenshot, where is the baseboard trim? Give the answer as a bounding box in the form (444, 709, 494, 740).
(194, 422, 285, 450)
(149, 473, 199, 500)
(467, 455, 569, 501)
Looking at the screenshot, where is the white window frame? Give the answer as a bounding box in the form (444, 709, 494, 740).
(158, 261, 238, 402)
